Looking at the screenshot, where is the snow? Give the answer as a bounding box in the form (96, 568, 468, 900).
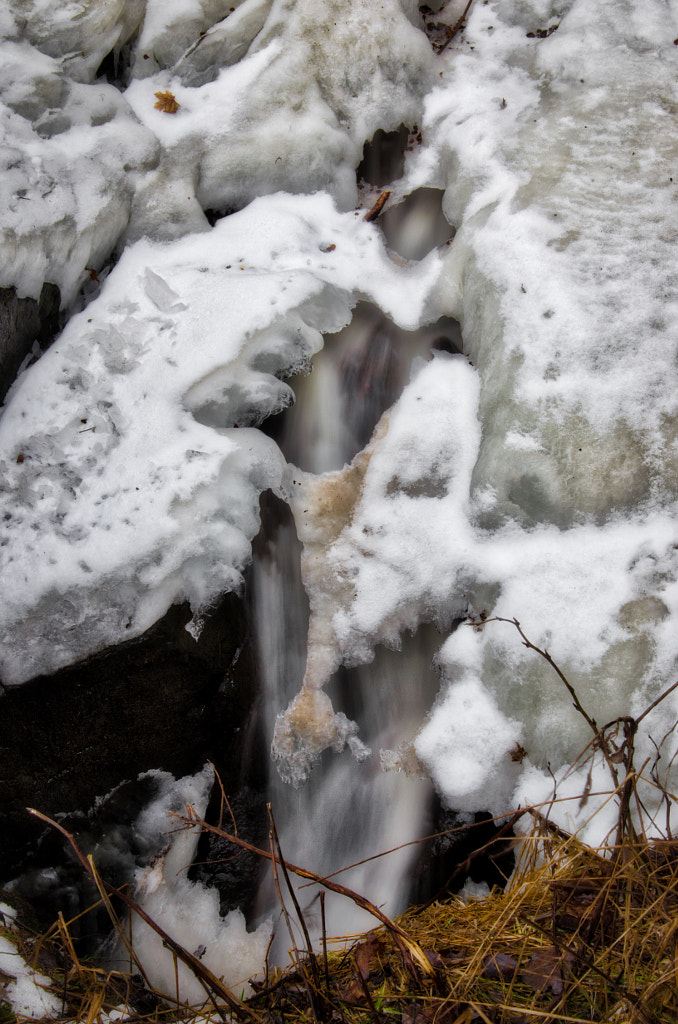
(0, 902, 61, 1020)
(124, 0, 433, 228)
(1, 0, 678, 893)
(0, 37, 156, 305)
(8, 0, 144, 83)
(0, 191, 441, 684)
(272, 0, 678, 835)
(128, 766, 272, 1005)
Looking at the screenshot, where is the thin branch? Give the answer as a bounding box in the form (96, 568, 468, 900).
(364, 190, 390, 221)
(438, 0, 475, 53)
(267, 804, 322, 1019)
(636, 677, 678, 726)
(481, 617, 599, 737)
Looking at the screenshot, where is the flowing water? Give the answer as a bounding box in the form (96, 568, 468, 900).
(2, 134, 463, 965)
(252, 277, 462, 955)
(249, 130, 461, 952)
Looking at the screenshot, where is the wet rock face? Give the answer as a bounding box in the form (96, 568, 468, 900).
(190, 785, 269, 917)
(408, 803, 516, 907)
(0, 283, 60, 402)
(0, 594, 265, 894)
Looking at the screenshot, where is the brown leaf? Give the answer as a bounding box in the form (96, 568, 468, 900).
(403, 1000, 465, 1024)
(555, 893, 596, 931)
(338, 978, 366, 1005)
(402, 1004, 427, 1024)
(521, 946, 574, 995)
(483, 952, 518, 980)
(354, 930, 385, 980)
(510, 743, 528, 764)
(154, 90, 180, 113)
(424, 949, 446, 972)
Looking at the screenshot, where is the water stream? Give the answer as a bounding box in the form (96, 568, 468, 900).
(252, 267, 462, 955)
(252, 479, 443, 953)
(245, 125, 463, 954)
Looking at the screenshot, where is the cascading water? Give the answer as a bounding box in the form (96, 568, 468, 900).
(247, 128, 461, 954)
(252, 283, 462, 956)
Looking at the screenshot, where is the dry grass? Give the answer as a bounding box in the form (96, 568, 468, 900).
(5, 806, 678, 1024)
(240, 813, 678, 1024)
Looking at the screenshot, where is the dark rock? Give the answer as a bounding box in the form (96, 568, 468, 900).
(0, 594, 266, 909)
(0, 283, 61, 402)
(190, 785, 269, 917)
(408, 804, 516, 905)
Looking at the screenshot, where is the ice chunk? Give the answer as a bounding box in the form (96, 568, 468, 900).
(170, 0, 274, 87)
(0, 40, 158, 305)
(131, 0, 261, 80)
(124, 0, 435, 223)
(129, 766, 271, 1004)
(8, 0, 145, 83)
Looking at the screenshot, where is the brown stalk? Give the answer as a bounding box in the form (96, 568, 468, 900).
(209, 758, 238, 834)
(364, 190, 390, 222)
(353, 962, 381, 1024)
(522, 913, 660, 1024)
(267, 806, 323, 1022)
(480, 617, 600, 739)
(438, 0, 475, 54)
(414, 808, 525, 912)
(470, 616, 678, 846)
(268, 804, 320, 988)
(320, 891, 330, 990)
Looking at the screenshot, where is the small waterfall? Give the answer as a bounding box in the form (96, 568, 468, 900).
(249, 125, 461, 952)
(252, 300, 461, 958)
(251, 494, 441, 956)
(273, 300, 462, 474)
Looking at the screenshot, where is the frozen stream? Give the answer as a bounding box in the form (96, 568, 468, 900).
(2, 0, 678, 1011)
